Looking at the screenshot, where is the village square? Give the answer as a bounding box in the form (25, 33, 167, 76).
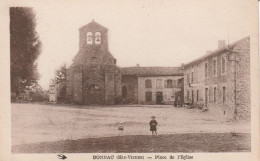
(11, 19, 251, 153)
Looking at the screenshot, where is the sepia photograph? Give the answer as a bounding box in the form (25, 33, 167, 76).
(0, 0, 259, 160)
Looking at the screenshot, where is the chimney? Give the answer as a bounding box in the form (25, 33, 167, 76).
(136, 64, 140, 67)
(218, 40, 226, 49)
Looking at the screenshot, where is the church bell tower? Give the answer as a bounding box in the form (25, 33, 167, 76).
(66, 20, 122, 105)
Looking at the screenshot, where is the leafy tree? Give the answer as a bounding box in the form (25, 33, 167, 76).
(10, 7, 41, 97)
(51, 64, 66, 98)
(52, 64, 66, 85)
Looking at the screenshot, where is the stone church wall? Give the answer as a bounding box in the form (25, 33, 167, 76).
(122, 75, 138, 104)
(65, 21, 121, 105)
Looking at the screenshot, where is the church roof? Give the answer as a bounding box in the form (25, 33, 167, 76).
(79, 20, 108, 31)
(121, 67, 183, 77)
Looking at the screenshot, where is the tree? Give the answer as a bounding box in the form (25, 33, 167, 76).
(51, 64, 66, 85)
(10, 7, 41, 97)
(51, 64, 66, 99)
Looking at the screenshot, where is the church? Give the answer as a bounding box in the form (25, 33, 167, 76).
(65, 20, 184, 105)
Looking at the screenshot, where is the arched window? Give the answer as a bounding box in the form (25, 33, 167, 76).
(145, 79, 152, 88)
(223, 86, 226, 104)
(95, 32, 101, 44)
(122, 86, 127, 98)
(86, 32, 93, 44)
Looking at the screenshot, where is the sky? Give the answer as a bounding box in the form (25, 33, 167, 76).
(33, 0, 256, 89)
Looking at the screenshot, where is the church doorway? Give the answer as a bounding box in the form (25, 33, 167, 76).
(87, 84, 101, 104)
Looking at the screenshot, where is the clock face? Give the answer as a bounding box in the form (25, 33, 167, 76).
(95, 32, 101, 44)
(87, 32, 93, 44)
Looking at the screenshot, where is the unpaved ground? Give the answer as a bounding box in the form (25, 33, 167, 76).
(12, 133, 250, 153)
(11, 103, 250, 146)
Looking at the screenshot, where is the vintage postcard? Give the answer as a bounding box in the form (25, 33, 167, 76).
(0, 0, 259, 161)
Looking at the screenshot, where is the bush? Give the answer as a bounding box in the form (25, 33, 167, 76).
(30, 91, 47, 102)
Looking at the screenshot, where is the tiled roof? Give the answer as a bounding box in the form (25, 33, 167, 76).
(79, 20, 108, 31)
(121, 67, 183, 76)
(184, 36, 250, 67)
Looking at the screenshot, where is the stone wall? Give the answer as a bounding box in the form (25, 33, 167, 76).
(73, 66, 83, 104)
(114, 68, 122, 103)
(65, 21, 121, 105)
(121, 75, 138, 104)
(233, 37, 250, 120)
(65, 67, 74, 102)
(105, 72, 115, 104)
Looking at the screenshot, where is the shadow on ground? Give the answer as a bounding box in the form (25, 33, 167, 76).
(12, 133, 250, 153)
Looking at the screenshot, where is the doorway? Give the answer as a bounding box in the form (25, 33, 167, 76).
(156, 92, 163, 104)
(87, 84, 101, 104)
(192, 90, 194, 104)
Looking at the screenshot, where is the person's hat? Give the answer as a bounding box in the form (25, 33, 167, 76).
(151, 116, 155, 118)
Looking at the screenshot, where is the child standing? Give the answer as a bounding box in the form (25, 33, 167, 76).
(149, 116, 158, 136)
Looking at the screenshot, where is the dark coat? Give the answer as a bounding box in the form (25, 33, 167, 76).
(149, 120, 158, 131)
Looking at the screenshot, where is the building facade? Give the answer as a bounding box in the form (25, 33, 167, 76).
(66, 21, 184, 105)
(49, 84, 58, 102)
(64, 21, 250, 120)
(121, 67, 184, 105)
(184, 37, 250, 120)
(66, 21, 122, 104)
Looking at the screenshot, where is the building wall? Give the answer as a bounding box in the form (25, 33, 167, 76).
(73, 69, 83, 104)
(138, 76, 183, 104)
(121, 75, 138, 104)
(176, 78, 184, 104)
(49, 84, 58, 102)
(184, 54, 235, 119)
(65, 67, 74, 102)
(65, 22, 121, 105)
(105, 72, 115, 104)
(233, 37, 250, 120)
(114, 68, 122, 103)
(184, 37, 250, 120)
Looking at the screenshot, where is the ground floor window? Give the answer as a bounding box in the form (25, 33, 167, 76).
(192, 90, 194, 103)
(197, 90, 199, 101)
(187, 90, 189, 101)
(145, 91, 152, 102)
(205, 88, 208, 107)
(214, 87, 217, 103)
(223, 87, 226, 104)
